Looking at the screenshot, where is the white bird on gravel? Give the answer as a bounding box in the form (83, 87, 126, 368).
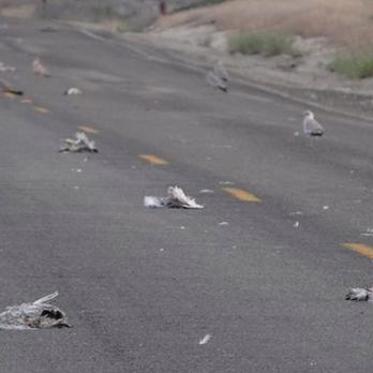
(302, 110, 324, 137)
(32, 57, 50, 77)
(0, 291, 71, 330)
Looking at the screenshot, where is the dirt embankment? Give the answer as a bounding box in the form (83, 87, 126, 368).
(3, 0, 373, 116)
(0, 0, 202, 30)
(129, 0, 373, 117)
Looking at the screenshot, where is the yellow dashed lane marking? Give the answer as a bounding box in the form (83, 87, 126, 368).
(34, 106, 49, 114)
(79, 125, 99, 134)
(139, 154, 169, 166)
(222, 187, 261, 203)
(342, 243, 373, 260)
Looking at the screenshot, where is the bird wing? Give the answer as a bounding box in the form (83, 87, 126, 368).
(33, 291, 59, 305)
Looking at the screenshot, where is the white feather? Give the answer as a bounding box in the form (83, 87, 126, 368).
(144, 196, 164, 208)
(33, 291, 59, 304)
(199, 334, 211, 345)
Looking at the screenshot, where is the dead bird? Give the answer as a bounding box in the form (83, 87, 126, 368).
(0, 291, 71, 330)
(213, 61, 229, 83)
(32, 57, 50, 77)
(64, 87, 82, 96)
(345, 287, 373, 302)
(206, 71, 228, 93)
(59, 131, 98, 153)
(144, 186, 204, 209)
(0, 79, 23, 96)
(302, 110, 324, 137)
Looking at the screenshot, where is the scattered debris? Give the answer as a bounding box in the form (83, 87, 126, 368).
(289, 211, 303, 216)
(345, 287, 373, 302)
(361, 228, 373, 237)
(0, 291, 71, 330)
(0, 62, 16, 73)
(206, 71, 228, 93)
(322, 205, 329, 210)
(293, 131, 299, 137)
(73, 186, 80, 190)
(199, 189, 214, 194)
(219, 221, 229, 226)
(144, 186, 204, 209)
(32, 57, 50, 77)
(59, 132, 98, 153)
(293, 221, 300, 228)
(199, 334, 211, 345)
(64, 87, 82, 96)
(303, 110, 324, 137)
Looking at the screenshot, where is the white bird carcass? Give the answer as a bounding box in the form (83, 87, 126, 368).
(144, 186, 204, 209)
(59, 131, 98, 153)
(0, 291, 71, 330)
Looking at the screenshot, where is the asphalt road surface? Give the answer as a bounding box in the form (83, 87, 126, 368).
(1, 17, 373, 373)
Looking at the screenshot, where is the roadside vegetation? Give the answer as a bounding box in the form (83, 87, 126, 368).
(329, 53, 373, 79)
(155, 0, 373, 79)
(175, 0, 226, 12)
(228, 31, 299, 57)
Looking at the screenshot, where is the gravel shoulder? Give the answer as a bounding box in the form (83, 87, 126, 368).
(124, 23, 373, 120)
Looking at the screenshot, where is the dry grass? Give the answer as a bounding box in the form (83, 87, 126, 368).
(156, 0, 373, 49)
(329, 53, 373, 79)
(228, 31, 298, 57)
(0, 1, 36, 18)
